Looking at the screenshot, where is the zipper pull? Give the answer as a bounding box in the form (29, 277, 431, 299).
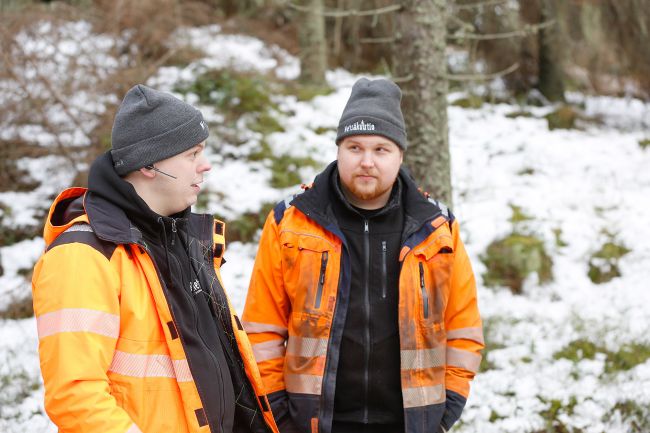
(171, 219, 176, 246)
(364, 220, 369, 233)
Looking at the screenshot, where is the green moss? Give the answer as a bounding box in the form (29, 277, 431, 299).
(249, 111, 285, 135)
(488, 410, 506, 422)
(554, 339, 650, 374)
(508, 203, 533, 226)
(314, 126, 334, 135)
(175, 70, 276, 115)
(249, 141, 320, 189)
(451, 95, 484, 109)
(270, 155, 318, 189)
(517, 167, 535, 176)
(482, 204, 552, 294)
(545, 105, 578, 130)
(604, 344, 650, 374)
(552, 227, 568, 248)
(506, 110, 534, 119)
(554, 339, 602, 362)
(0, 362, 41, 409)
(588, 237, 630, 284)
(533, 396, 582, 433)
(479, 317, 506, 372)
(222, 202, 276, 243)
(639, 139, 650, 150)
(481, 233, 553, 294)
(602, 400, 650, 432)
(0, 205, 40, 247)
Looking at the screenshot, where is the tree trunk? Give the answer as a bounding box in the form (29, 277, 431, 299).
(537, 0, 565, 102)
(297, 0, 327, 85)
(393, 0, 452, 206)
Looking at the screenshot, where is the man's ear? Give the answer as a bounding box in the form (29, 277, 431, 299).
(139, 166, 156, 178)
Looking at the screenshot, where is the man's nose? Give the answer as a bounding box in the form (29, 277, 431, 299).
(198, 155, 211, 172)
(360, 151, 374, 167)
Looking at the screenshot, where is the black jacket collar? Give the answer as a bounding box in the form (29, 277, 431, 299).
(291, 161, 444, 242)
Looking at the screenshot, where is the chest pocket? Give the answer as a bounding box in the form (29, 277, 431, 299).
(414, 232, 454, 327)
(280, 230, 335, 315)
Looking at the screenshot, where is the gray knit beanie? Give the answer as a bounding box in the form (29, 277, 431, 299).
(110, 84, 209, 175)
(336, 78, 407, 150)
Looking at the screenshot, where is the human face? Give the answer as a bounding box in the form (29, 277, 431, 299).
(150, 141, 211, 215)
(337, 135, 403, 209)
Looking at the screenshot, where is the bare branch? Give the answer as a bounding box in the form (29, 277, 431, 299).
(447, 14, 476, 34)
(390, 73, 414, 84)
(449, 19, 556, 41)
(453, 0, 510, 11)
(288, 2, 401, 18)
(359, 36, 397, 44)
(446, 62, 520, 81)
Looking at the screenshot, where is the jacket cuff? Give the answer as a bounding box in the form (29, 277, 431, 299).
(440, 389, 467, 430)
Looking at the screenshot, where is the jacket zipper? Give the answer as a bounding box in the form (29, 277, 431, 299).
(381, 241, 387, 299)
(170, 218, 177, 246)
(419, 262, 429, 319)
(363, 219, 370, 423)
(314, 251, 328, 309)
(144, 223, 225, 430)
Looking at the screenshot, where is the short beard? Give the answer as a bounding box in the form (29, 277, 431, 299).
(346, 178, 392, 202)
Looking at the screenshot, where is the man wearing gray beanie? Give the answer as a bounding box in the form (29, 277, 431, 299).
(32, 85, 279, 433)
(244, 77, 483, 433)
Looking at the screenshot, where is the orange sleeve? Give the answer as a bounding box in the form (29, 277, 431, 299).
(444, 219, 484, 398)
(32, 243, 138, 433)
(242, 211, 291, 394)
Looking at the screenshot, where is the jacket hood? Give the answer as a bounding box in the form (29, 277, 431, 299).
(43, 152, 192, 247)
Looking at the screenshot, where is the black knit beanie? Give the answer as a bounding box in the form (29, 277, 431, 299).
(110, 84, 209, 176)
(336, 77, 407, 150)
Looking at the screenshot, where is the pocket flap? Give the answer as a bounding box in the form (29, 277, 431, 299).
(415, 234, 454, 260)
(280, 230, 333, 253)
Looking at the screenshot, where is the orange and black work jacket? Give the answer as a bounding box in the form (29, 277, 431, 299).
(243, 162, 484, 433)
(32, 153, 278, 433)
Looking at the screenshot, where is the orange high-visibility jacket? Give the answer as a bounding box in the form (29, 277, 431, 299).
(243, 165, 484, 433)
(32, 187, 279, 433)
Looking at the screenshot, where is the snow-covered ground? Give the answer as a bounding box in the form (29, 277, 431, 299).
(1, 22, 649, 433)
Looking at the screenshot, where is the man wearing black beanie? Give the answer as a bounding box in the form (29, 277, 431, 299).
(32, 85, 279, 433)
(244, 77, 484, 433)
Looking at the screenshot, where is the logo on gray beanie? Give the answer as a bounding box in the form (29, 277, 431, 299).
(336, 78, 407, 150)
(110, 84, 209, 176)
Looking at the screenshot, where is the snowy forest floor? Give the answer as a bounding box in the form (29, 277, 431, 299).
(1, 22, 650, 433)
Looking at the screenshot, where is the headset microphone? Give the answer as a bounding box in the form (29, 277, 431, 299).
(144, 165, 177, 179)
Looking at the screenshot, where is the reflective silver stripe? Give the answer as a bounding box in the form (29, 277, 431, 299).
(446, 347, 481, 373)
(125, 423, 143, 433)
(285, 373, 322, 395)
(402, 384, 445, 408)
(37, 308, 119, 339)
(446, 327, 484, 345)
(109, 351, 193, 382)
(252, 339, 286, 362)
(286, 336, 328, 358)
(400, 347, 445, 370)
(65, 223, 93, 233)
(241, 321, 288, 338)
